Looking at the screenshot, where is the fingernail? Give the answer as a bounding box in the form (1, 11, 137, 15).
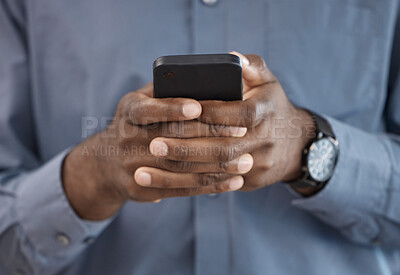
(150, 140, 168, 156)
(241, 56, 250, 66)
(229, 176, 244, 190)
(182, 102, 201, 118)
(230, 51, 249, 66)
(135, 171, 152, 186)
(237, 154, 254, 172)
(152, 199, 162, 203)
(229, 126, 247, 137)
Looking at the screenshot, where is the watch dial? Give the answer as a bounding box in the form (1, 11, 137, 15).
(307, 138, 337, 182)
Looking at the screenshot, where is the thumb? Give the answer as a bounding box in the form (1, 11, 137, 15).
(230, 51, 276, 88)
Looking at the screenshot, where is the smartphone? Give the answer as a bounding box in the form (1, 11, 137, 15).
(153, 54, 242, 101)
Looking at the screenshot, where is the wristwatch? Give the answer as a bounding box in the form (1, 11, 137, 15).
(287, 110, 339, 190)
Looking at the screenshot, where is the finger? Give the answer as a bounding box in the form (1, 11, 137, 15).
(123, 153, 253, 174)
(131, 175, 244, 202)
(149, 137, 257, 163)
(153, 153, 254, 174)
(127, 121, 247, 143)
(134, 167, 244, 190)
(154, 175, 243, 200)
(241, 148, 278, 191)
(121, 84, 202, 125)
(155, 120, 247, 138)
(199, 86, 273, 128)
(230, 52, 276, 88)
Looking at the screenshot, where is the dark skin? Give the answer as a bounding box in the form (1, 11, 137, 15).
(63, 53, 316, 221)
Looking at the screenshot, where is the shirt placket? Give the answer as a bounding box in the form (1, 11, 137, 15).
(194, 193, 232, 275)
(191, 1, 234, 274)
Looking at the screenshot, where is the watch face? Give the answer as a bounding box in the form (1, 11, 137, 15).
(307, 138, 338, 182)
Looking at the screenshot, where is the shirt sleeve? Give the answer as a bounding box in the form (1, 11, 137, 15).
(0, 1, 112, 274)
(291, 6, 400, 248)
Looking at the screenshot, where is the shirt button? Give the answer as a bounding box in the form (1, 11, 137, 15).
(202, 0, 218, 6)
(208, 193, 219, 197)
(372, 237, 381, 246)
(56, 233, 70, 246)
(83, 236, 95, 245)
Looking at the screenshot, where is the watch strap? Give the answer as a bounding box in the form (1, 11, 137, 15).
(285, 109, 337, 190)
(313, 112, 334, 137)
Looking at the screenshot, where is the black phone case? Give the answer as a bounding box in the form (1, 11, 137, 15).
(153, 54, 242, 101)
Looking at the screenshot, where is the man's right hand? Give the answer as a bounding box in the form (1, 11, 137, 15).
(62, 83, 253, 220)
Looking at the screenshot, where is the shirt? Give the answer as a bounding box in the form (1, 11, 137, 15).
(1, 0, 400, 274)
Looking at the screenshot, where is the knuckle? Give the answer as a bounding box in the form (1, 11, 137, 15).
(243, 101, 260, 127)
(155, 158, 194, 172)
(198, 173, 224, 187)
(166, 122, 176, 136)
(219, 141, 241, 162)
(208, 124, 227, 137)
(249, 54, 279, 85)
(155, 157, 169, 169)
(262, 159, 275, 171)
(120, 94, 139, 121)
(218, 161, 230, 172)
(179, 161, 196, 171)
(251, 54, 265, 64)
(213, 182, 228, 193)
(173, 160, 195, 171)
(248, 54, 267, 69)
(167, 122, 184, 138)
(197, 174, 214, 187)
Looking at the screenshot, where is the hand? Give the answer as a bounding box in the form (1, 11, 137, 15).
(144, 53, 315, 194)
(62, 84, 252, 220)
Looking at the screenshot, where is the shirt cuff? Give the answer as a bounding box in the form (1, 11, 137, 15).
(291, 116, 391, 243)
(16, 149, 113, 258)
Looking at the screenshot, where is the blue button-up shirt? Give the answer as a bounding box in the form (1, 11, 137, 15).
(1, 0, 400, 274)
